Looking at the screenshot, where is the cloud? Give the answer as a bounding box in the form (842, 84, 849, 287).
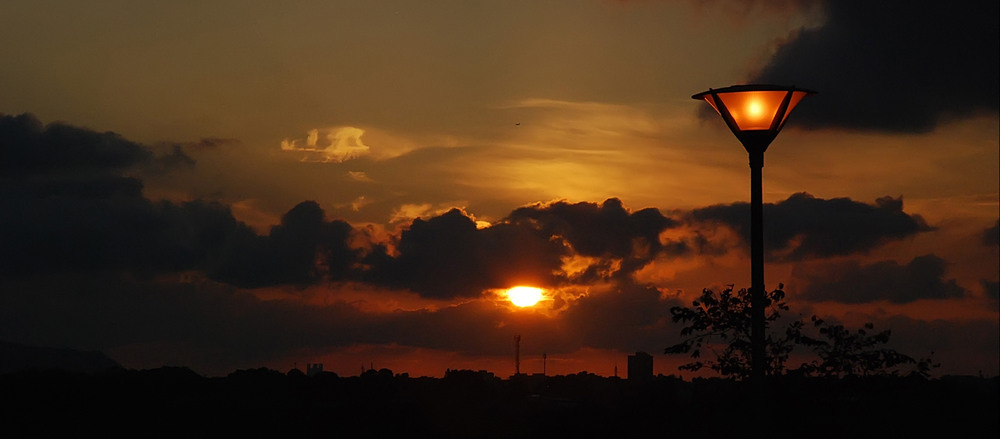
(1, 113, 153, 176)
(347, 171, 373, 182)
(0, 272, 370, 373)
(0, 271, 681, 374)
(0, 180, 253, 276)
(0, 114, 376, 288)
(690, 192, 931, 260)
(0, 115, 945, 307)
(750, 0, 999, 132)
(364, 208, 566, 299)
(360, 199, 681, 299)
(0, 114, 228, 274)
(0, 114, 326, 282)
(281, 127, 371, 163)
(207, 201, 360, 288)
(0, 112, 200, 179)
(3, 265, 989, 377)
(161, 137, 238, 151)
(559, 281, 681, 352)
(2, 114, 560, 296)
(792, 254, 968, 303)
(0, 114, 679, 301)
(508, 198, 679, 277)
(0, 112, 990, 377)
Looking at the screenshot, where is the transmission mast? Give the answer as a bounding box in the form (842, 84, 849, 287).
(514, 334, 521, 375)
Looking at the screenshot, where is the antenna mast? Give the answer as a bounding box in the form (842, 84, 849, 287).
(514, 335, 521, 375)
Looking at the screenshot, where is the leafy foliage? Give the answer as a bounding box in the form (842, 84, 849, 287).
(665, 285, 937, 379)
(664, 284, 796, 379)
(794, 316, 938, 378)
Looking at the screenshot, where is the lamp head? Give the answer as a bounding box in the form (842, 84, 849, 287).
(692, 84, 816, 153)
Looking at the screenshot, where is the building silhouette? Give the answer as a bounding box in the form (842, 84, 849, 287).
(306, 363, 323, 377)
(627, 351, 653, 382)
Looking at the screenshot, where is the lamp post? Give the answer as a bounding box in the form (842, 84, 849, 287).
(691, 84, 815, 381)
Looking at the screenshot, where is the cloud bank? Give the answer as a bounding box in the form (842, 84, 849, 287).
(690, 192, 931, 261)
(2, 113, 992, 376)
(751, 0, 999, 132)
(793, 254, 968, 303)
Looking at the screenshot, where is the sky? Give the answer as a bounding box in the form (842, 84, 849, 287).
(1, 0, 997, 379)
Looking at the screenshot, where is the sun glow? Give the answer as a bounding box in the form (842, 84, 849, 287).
(507, 286, 543, 307)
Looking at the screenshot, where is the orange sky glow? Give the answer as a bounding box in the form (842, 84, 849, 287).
(0, 0, 996, 379)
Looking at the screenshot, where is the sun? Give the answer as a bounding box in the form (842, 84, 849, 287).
(507, 286, 543, 307)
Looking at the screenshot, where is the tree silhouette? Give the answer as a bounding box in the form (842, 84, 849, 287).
(665, 284, 937, 379)
(664, 284, 796, 379)
(794, 316, 938, 378)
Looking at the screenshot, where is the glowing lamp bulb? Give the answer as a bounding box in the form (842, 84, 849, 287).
(692, 85, 816, 134)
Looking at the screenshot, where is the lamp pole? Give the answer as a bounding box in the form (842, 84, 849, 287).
(749, 146, 766, 380)
(692, 85, 815, 381)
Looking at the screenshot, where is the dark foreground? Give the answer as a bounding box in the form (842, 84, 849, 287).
(2, 367, 997, 438)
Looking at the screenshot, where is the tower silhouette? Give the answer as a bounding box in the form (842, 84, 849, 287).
(514, 335, 521, 375)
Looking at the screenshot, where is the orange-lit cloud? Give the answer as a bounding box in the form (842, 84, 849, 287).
(281, 127, 371, 163)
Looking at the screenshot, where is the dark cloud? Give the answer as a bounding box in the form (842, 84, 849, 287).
(0, 113, 209, 181)
(177, 137, 239, 150)
(0, 273, 366, 374)
(1, 114, 216, 274)
(509, 199, 680, 276)
(208, 201, 360, 288)
(362, 199, 680, 299)
(0, 113, 569, 297)
(0, 173, 152, 274)
(145, 137, 237, 175)
(691, 192, 931, 260)
(0, 114, 261, 278)
(5, 266, 990, 377)
(0, 177, 255, 276)
(983, 220, 999, 247)
(0, 114, 364, 287)
(793, 254, 968, 303)
(1, 113, 152, 176)
(365, 209, 566, 298)
(370, 301, 519, 356)
(751, 0, 999, 132)
(0, 271, 680, 375)
(0, 114, 948, 308)
(143, 145, 196, 175)
(560, 282, 680, 353)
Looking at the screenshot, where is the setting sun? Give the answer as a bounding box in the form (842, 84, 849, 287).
(507, 286, 543, 307)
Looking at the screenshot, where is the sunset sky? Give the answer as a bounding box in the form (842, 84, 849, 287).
(1, 0, 997, 378)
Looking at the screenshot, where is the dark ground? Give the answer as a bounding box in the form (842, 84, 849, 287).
(1, 366, 997, 438)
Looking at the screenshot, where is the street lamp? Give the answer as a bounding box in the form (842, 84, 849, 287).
(692, 84, 816, 380)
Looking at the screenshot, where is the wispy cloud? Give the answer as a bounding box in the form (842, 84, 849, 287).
(281, 127, 371, 163)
